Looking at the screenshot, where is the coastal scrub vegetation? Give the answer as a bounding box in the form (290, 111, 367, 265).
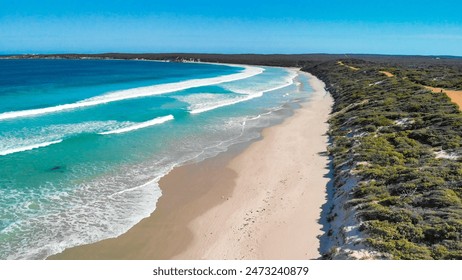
(382, 64, 462, 90)
(305, 59, 462, 259)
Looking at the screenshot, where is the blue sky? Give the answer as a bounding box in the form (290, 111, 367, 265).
(1, 0, 462, 55)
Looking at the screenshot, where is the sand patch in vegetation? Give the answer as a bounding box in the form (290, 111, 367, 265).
(337, 61, 360, 71)
(379, 71, 394, 77)
(425, 86, 462, 109)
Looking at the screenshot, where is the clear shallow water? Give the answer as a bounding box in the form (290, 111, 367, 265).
(0, 59, 313, 259)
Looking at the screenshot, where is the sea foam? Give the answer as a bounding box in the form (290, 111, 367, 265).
(189, 71, 297, 114)
(0, 120, 126, 156)
(190, 93, 263, 114)
(0, 66, 264, 121)
(0, 140, 63, 156)
(99, 115, 174, 135)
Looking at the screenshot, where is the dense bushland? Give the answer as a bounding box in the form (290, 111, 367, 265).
(305, 60, 462, 259)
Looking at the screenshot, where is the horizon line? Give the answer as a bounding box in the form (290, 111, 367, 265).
(1, 52, 462, 59)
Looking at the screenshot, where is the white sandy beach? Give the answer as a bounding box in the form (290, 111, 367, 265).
(174, 72, 333, 259)
(50, 72, 333, 260)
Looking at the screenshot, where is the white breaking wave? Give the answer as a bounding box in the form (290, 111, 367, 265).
(0, 120, 127, 156)
(190, 93, 263, 114)
(222, 68, 298, 95)
(99, 115, 174, 135)
(0, 140, 63, 156)
(0, 65, 264, 121)
(189, 71, 297, 114)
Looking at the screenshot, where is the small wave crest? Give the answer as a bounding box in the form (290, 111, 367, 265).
(99, 115, 174, 135)
(190, 93, 263, 114)
(0, 120, 126, 156)
(0, 140, 63, 156)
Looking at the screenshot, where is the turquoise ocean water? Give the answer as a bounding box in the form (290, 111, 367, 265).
(0, 59, 313, 259)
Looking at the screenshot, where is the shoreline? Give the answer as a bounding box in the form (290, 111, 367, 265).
(49, 72, 333, 260)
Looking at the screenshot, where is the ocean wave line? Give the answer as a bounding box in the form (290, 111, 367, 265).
(190, 72, 296, 114)
(0, 65, 264, 121)
(190, 94, 263, 114)
(99, 115, 174, 135)
(0, 140, 63, 156)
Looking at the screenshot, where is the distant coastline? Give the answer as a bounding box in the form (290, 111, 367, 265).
(2, 52, 462, 67)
